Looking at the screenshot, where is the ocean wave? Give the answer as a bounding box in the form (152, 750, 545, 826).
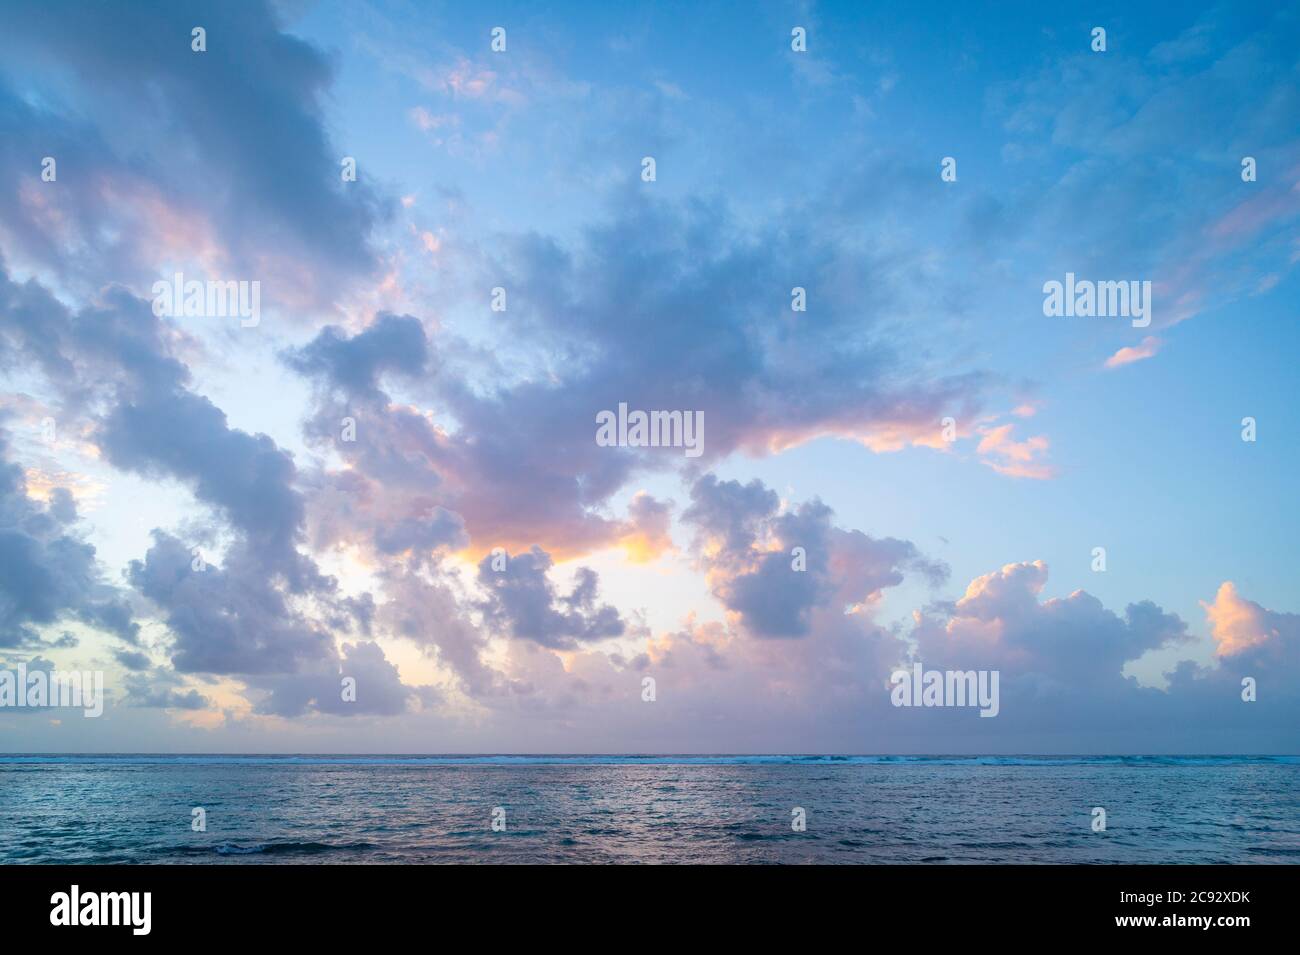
(2, 753, 1297, 767)
(174, 841, 377, 857)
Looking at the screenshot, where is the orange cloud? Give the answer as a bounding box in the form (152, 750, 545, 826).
(736, 414, 969, 456)
(23, 468, 106, 509)
(617, 491, 675, 564)
(1201, 582, 1277, 657)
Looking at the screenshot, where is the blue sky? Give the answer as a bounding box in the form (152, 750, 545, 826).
(0, 0, 1296, 752)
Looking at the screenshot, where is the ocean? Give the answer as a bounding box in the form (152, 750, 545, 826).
(1, 755, 1297, 864)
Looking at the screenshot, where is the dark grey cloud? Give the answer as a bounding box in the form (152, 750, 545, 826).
(0, 267, 325, 591)
(122, 669, 211, 710)
(100, 385, 312, 585)
(684, 473, 947, 638)
(682, 475, 779, 555)
(286, 315, 480, 561)
(280, 174, 991, 563)
(112, 649, 152, 672)
(250, 640, 422, 717)
(0, 0, 390, 303)
(0, 427, 137, 648)
(127, 531, 331, 676)
(477, 546, 624, 650)
(428, 188, 986, 554)
(285, 313, 429, 401)
(0, 266, 408, 699)
(450, 188, 987, 461)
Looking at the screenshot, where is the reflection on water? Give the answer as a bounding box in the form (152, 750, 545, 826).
(1, 757, 1296, 864)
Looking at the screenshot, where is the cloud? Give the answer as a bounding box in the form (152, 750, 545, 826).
(0, 263, 432, 730)
(376, 561, 500, 697)
(897, 563, 1300, 750)
(287, 313, 631, 561)
(284, 313, 429, 402)
(0, 427, 137, 648)
(286, 315, 480, 561)
(986, 5, 1300, 329)
(462, 189, 987, 466)
(127, 532, 332, 675)
(1202, 581, 1298, 664)
(112, 649, 152, 672)
(101, 385, 313, 582)
(1, 3, 1295, 756)
(914, 561, 1190, 684)
(250, 640, 423, 718)
(280, 167, 997, 561)
(122, 668, 211, 710)
(618, 492, 674, 563)
(975, 424, 1054, 479)
(0, 268, 325, 591)
(476, 547, 625, 650)
(0, 0, 390, 307)
(1104, 335, 1163, 368)
(684, 473, 947, 638)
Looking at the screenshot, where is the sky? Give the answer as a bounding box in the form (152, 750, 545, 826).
(0, 0, 1297, 753)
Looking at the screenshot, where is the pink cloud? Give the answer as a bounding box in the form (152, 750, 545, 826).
(1207, 175, 1300, 243)
(975, 424, 1055, 479)
(1104, 335, 1163, 369)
